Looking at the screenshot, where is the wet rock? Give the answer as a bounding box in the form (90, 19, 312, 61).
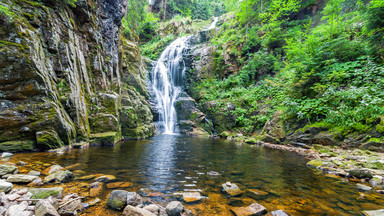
(89, 182, 103, 197)
(95, 175, 116, 182)
(6, 201, 28, 216)
(270, 210, 290, 216)
(59, 194, 83, 212)
(1, 152, 13, 158)
(27, 177, 43, 186)
(17, 161, 26, 166)
(0, 165, 18, 176)
(227, 197, 245, 207)
(0, 179, 12, 193)
(246, 189, 269, 200)
(35, 200, 60, 216)
(44, 170, 75, 183)
(166, 201, 184, 216)
(106, 190, 128, 210)
(349, 169, 373, 179)
(29, 187, 63, 199)
(126, 192, 143, 206)
(28, 170, 41, 176)
(221, 182, 244, 196)
(357, 183, 372, 191)
(231, 203, 267, 216)
(306, 160, 324, 168)
(47, 165, 64, 174)
(65, 163, 83, 171)
(7, 174, 37, 183)
(78, 175, 97, 180)
(363, 209, 384, 216)
(144, 204, 160, 214)
(87, 198, 101, 206)
(123, 205, 156, 216)
(182, 192, 202, 203)
(369, 176, 383, 188)
(106, 182, 133, 189)
(207, 171, 220, 176)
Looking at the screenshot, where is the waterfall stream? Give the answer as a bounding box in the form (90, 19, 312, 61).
(150, 18, 218, 134)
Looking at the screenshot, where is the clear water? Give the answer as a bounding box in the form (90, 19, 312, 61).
(9, 135, 384, 215)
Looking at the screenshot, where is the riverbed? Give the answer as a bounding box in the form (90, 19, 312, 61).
(5, 135, 384, 215)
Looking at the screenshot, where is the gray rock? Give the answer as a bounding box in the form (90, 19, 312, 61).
(29, 187, 63, 199)
(48, 165, 64, 174)
(7, 193, 21, 201)
(28, 171, 41, 176)
(123, 205, 156, 216)
(1, 153, 13, 158)
(182, 192, 202, 203)
(221, 182, 244, 196)
(349, 169, 373, 179)
(6, 201, 28, 216)
(34, 200, 60, 216)
(126, 192, 142, 206)
(271, 210, 290, 216)
(0, 165, 18, 176)
(7, 174, 37, 183)
(231, 203, 267, 216)
(357, 183, 372, 191)
(144, 204, 160, 214)
(44, 170, 74, 183)
(166, 201, 184, 216)
(107, 190, 128, 210)
(363, 209, 384, 216)
(0, 179, 12, 192)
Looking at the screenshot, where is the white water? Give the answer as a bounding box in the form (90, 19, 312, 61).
(150, 18, 218, 134)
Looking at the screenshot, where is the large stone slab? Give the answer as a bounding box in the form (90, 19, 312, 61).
(7, 174, 37, 183)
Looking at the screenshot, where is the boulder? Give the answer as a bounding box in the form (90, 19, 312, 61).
(107, 190, 128, 210)
(0, 180, 12, 193)
(166, 201, 184, 216)
(126, 192, 143, 206)
(0, 165, 17, 176)
(182, 192, 202, 203)
(7, 174, 37, 183)
(221, 182, 244, 196)
(29, 187, 63, 199)
(349, 169, 373, 179)
(34, 200, 60, 216)
(44, 170, 74, 183)
(231, 203, 267, 216)
(123, 205, 156, 216)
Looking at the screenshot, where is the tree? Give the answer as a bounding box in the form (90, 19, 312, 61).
(321, 0, 345, 38)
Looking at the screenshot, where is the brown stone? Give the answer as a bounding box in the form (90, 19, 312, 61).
(182, 192, 202, 203)
(106, 182, 133, 189)
(231, 203, 267, 216)
(89, 182, 103, 197)
(246, 189, 269, 200)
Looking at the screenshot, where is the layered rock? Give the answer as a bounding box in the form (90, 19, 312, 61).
(0, 0, 154, 151)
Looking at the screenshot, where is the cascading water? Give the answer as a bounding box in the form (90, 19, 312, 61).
(150, 18, 218, 134)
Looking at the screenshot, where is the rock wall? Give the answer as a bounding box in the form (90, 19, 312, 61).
(0, 0, 154, 152)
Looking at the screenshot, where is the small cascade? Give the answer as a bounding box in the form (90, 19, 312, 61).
(150, 18, 219, 134)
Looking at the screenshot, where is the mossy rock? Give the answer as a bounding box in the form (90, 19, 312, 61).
(36, 130, 64, 150)
(306, 159, 324, 168)
(29, 187, 63, 199)
(0, 140, 35, 152)
(89, 132, 120, 145)
(220, 131, 232, 138)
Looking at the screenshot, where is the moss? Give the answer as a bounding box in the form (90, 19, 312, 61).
(89, 132, 120, 145)
(29, 187, 63, 199)
(306, 159, 324, 168)
(376, 123, 384, 133)
(36, 130, 64, 150)
(0, 140, 35, 152)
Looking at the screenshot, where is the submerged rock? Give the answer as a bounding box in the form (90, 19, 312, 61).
(246, 189, 269, 200)
(95, 175, 116, 182)
(221, 182, 244, 196)
(166, 201, 184, 216)
(231, 203, 267, 216)
(106, 182, 133, 189)
(182, 192, 202, 203)
(89, 182, 103, 197)
(107, 190, 128, 211)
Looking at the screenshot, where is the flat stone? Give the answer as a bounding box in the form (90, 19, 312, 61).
(106, 182, 133, 189)
(29, 187, 63, 199)
(89, 182, 103, 197)
(87, 198, 101, 206)
(363, 209, 384, 216)
(246, 189, 269, 199)
(65, 163, 83, 170)
(7, 193, 21, 201)
(271, 210, 290, 216)
(166, 201, 184, 216)
(0, 179, 12, 192)
(182, 192, 202, 203)
(357, 183, 372, 191)
(222, 182, 244, 196)
(1, 152, 13, 158)
(28, 171, 41, 176)
(35, 200, 60, 216)
(27, 177, 43, 187)
(123, 205, 156, 216)
(0, 165, 18, 176)
(7, 174, 37, 183)
(78, 174, 97, 180)
(17, 188, 28, 195)
(231, 203, 267, 216)
(48, 165, 64, 174)
(95, 175, 116, 182)
(44, 170, 74, 183)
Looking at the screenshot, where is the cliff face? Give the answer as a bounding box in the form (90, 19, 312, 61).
(0, 0, 154, 152)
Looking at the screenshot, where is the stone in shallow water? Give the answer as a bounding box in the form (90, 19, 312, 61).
(363, 209, 384, 216)
(357, 183, 372, 191)
(271, 210, 290, 216)
(106, 182, 133, 189)
(123, 205, 156, 216)
(166, 201, 184, 216)
(246, 189, 269, 200)
(89, 182, 103, 197)
(0, 165, 17, 176)
(95, 175, 116, 182)
(87, 198, 101, 206)
(79, 174, 97, 180)
(7, 174, 37, 183)
(0, 179, 12, 193)
(28, 170, 40, 176)
(107, 190, 128, 210)
(182, 192, 202, 203)
(222, 182, 244, 196)
(231, 203, 267, 216)
(47, 165, 64, 174)
(1, 152, 13, 158)
(44, 170, 74, 183)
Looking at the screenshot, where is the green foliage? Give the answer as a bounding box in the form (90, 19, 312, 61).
(141, 34, 175, 59)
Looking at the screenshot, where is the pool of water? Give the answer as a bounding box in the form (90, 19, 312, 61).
(7, 135, 384, 215)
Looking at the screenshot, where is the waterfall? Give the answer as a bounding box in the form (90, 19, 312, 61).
(150, 18, 218, 134)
